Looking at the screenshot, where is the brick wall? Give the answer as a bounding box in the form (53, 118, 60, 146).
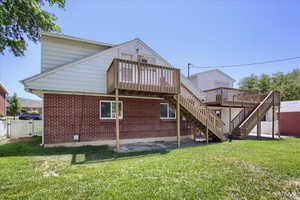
(44, 94, 192, 144)
(279, 112, 300, 137)
(0, 92, 6, 116)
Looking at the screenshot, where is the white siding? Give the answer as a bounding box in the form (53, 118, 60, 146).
(26, 40, 171, 94)
(209, 107, 242, 133)
(189, 70, 234, 91)
(265, 100, 300, 122)
(41, 36, 110, 72)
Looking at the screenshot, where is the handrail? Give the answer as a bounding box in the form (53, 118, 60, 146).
(177, 83, 225, 140)
(238, 90, 280, 134)
(230, 105, 257, 133)
(203, 87, 264, 106)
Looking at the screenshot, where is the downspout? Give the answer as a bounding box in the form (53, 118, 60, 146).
(41, 94, 44, 146)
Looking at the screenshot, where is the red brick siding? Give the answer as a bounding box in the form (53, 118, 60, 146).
(0, 92, 6, 116)
(44, 94, 192, 144)
(279, 112, 300, 137)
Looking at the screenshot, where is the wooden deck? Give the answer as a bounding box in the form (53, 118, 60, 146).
(107, 58, 181, 95)
(203, 87, 265, 107)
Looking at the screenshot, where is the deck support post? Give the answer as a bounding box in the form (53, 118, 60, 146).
(278, 104, 281, 138)
(257, 120, 261, 139)
(272, 92, 275, 139)
(192, 126, 197, 141)
(115, 89, 120, 152)
(229, 107, 232, 136)
(176, 94, 181, 148)
(206, 111, 209, 144)
(272, 94, 275, 139)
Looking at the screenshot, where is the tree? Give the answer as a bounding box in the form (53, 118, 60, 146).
(257, 74, 272, 93)
(239, 69, 300, 101)
(7, 93, 21, 119)
(239, 74, 258, 90)
(0, 0, 66, 56)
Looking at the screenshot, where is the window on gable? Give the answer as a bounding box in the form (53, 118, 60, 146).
(137, 55, 148, 63)
(160, 103, 176, 119)
(121, 53, 133, 60)
(100, 101, 123, 119)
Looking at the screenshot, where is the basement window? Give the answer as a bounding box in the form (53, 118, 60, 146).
(100, 101, 123, 119)
(160, 103, 176, 119)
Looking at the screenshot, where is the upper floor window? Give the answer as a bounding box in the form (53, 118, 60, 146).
(100, 101, 123, 119)
(215, 81, 230, 88)
(137, 55, 148, 63)
(121, 53, 133, 60)
(160, 103, 176, 119)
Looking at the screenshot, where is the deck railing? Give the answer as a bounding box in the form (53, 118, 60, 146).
(238, 90, 280, 136)
(230, 105, 257, 134)
(107, 58, 181, 94)
(203, 87, 265, 107)
(177, 84, 225, 140)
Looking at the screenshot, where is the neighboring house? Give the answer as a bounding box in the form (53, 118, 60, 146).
(0, 83, 8, 117)
(189, 69, 235, 91)
(188, 69, 280, 138)
(19, 98, 42, 114)
(6, 98, 42, 114)
(22, 33, 225, 149)
(277, 100, 300, 137)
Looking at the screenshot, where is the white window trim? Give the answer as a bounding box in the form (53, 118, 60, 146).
(100, 100, 123, 120)
(160, 103, 176, 120)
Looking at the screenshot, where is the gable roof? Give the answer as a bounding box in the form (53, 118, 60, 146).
(22, 37, 172, 84)
(0, 82, 8, 94)
(189, 69, 236, 82)
(42, 32, 114, 47)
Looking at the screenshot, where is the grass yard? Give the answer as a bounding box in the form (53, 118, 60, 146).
(0, 137, 299, 200)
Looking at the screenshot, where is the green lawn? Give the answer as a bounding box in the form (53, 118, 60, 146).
(0, 137, 299, 200)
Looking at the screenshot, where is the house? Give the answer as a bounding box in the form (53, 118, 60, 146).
(21, 33, 279, 150)
(0, 83, 8, 117)
(188, 69, 235, 91)
(22, 33, 226, 149)
(17, 98, 42, 114)
(188, 69, 280, 138)
(6, 97, 42, 114)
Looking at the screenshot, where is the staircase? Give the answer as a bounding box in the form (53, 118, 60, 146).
(231, 91, 280, 139)
(168, 77, 225, 141)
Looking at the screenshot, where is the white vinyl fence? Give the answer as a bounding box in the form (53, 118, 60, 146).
(0, 120, 43, 139)
(0, 121, 7, 139)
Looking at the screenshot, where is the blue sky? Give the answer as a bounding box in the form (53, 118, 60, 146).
(1, 0, 300, 100)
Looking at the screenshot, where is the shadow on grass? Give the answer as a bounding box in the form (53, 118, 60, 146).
(70, 149, 169, 165)
(0, 136, 170, 165)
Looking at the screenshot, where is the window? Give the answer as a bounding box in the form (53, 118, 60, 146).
(137, 55, 148, 63)
(100, 101, 123, 119)
(160, 103, 176, 119)
(215, 81, 230, 88)
(121, 53, 133, 60)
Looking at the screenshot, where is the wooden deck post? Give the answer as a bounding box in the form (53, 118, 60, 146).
(272, 94, 275, 139)
(176, 94, 181, 148)
(278, 100, 281, 138)
(272, 104, 275, 139)
(115, 89, 120, 152)
(206, 111, 209, 144)
(192, 126, 197, 141)
(229, 107, 232, 135)
(257, 120, 261, 139)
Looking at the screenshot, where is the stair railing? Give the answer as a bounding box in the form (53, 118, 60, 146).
(177, 84, 225, 140)
(238, 90, 280, 136)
